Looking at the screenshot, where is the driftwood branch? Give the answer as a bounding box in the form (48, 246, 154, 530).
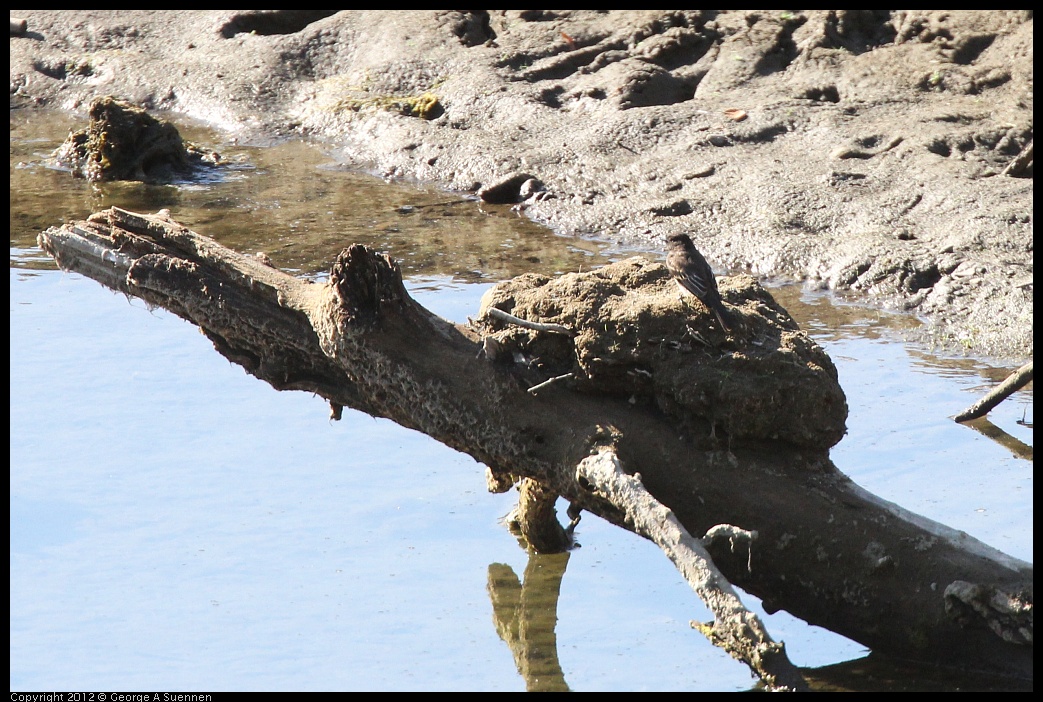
(576, 447, 806, 691)
(37, 208, 1033, 684)
(954, 361, 1033, 423)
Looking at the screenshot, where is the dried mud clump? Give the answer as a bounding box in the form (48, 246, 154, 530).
(478, 257, 848, 450)
(53, 95, 219, 183)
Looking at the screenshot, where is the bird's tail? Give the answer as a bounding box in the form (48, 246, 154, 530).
(711, 302, 734, 333)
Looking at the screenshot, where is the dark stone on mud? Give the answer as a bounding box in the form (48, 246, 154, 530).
(478, 172, 540, 204)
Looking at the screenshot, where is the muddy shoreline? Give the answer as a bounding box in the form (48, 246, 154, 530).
(10, 10, 1032, 362)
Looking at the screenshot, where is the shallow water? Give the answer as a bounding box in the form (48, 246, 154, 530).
(10, 111, 1032, 691)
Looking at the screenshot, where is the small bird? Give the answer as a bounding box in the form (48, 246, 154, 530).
(665, 233, 734, 332)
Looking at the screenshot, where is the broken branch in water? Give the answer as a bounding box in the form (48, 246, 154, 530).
(954, 361, 1033, 423)
(576, 447, 806, 691)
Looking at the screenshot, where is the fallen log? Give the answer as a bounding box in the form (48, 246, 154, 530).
(38, 208, 1032, 685)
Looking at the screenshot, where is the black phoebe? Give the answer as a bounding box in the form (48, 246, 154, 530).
(665, 233, 734, 332)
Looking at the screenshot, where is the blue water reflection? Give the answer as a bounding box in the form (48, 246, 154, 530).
(11, 269, 767, 690)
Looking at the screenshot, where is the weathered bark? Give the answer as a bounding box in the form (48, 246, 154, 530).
(37, 208, 1032, 684)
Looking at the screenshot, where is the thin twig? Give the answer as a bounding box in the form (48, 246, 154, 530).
(485, 306, 575, 336)
(527, 373, 573, 395)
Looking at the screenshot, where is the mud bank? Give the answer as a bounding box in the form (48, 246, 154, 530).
(10, 10, 1033, 361)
